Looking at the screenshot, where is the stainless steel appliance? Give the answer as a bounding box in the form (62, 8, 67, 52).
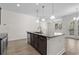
(0, 33, 8, 55)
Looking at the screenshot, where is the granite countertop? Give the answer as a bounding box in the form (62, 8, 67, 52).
(27, 32, 64, 38)
(0, 33, 8, 40)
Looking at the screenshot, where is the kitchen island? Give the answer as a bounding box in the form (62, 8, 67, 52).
(27, 32, 65, 55)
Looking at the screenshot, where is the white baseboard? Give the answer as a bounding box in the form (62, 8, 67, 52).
(57, 49, 65, 55)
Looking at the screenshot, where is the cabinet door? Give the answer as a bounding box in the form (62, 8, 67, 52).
(31, 34, 38, 48)
(0, 40, 1, 54)
(30, 33, 33, 46)
(27, 32, 31, 44)
(33, 34, 39, 49)
(38, 36, 47, 55)
(32, 34, 36, 48)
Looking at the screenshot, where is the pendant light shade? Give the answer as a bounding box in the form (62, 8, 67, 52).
(36, 19, 40, 23)
(73, 17, 76, 21)
(41, 5, 46, 22)
(36, 5, 40, 23)
(41, 18, 45, 21)
(50, 3, 56, 20)
(73, 8, 79, 21)
(73, 17, 79, 21)
(77, 16, 79, 20)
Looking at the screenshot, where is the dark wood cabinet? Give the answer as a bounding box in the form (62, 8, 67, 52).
(33, 34, 39, 49)
(38, 36, 47, 55)
(27, 32, 47, 55)
(27, 32, 30, 44)
(0, 40, 1, 55)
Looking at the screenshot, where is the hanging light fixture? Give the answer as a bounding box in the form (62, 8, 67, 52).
(73, 17, 76, 21)
(73, 8, 79, 21)
(41, 5, 46, 22)
(35, 3, 40, 23)
(36, 9, 40, 23)
(35, 4, 42, 33)
(41, 18, 45, 21)
(76, 8, 79, 21)
(49, 3, 56, 20)
(36, 19, 39, 23)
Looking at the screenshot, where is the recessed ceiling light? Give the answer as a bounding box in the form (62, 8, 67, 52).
(36, 3, 39, 5)
(17, 4, 20, 7)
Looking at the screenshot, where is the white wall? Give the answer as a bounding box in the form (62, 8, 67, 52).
(0, 9, 39, 41)
(0, 8, 77, 42)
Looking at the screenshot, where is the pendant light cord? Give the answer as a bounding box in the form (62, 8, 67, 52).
(36, 9, 38, 17)
(76, 8, 78, 18)
(52, 3, 53, 14)
(42, 5, 45, 18)
(52, 3, 55, 15)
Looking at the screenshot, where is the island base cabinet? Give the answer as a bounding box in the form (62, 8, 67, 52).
(38, 36, 47, 55)
(27, 32, 47, 55)
(47, 36, 65, 55)
(27, 32, 64, 55)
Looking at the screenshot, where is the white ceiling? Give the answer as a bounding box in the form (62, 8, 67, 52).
(0, 3, 79, 18)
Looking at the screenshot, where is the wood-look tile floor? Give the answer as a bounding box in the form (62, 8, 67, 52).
(7, 38, 79, 55)
(64, 38, 79, 55)
(7, 39, 40, 55)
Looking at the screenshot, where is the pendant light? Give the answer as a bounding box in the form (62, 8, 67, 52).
(35, 4, 42, 33)
(36, 9, 40, 23)
(36, 4, 40, 23)
(41, 5, 46, 22)
(49, 3, 56, 20)
(73, 8, 79, 21)
(76, 8, 79, 21)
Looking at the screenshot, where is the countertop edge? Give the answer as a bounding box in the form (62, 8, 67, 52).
(27, 32, 64, 38)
